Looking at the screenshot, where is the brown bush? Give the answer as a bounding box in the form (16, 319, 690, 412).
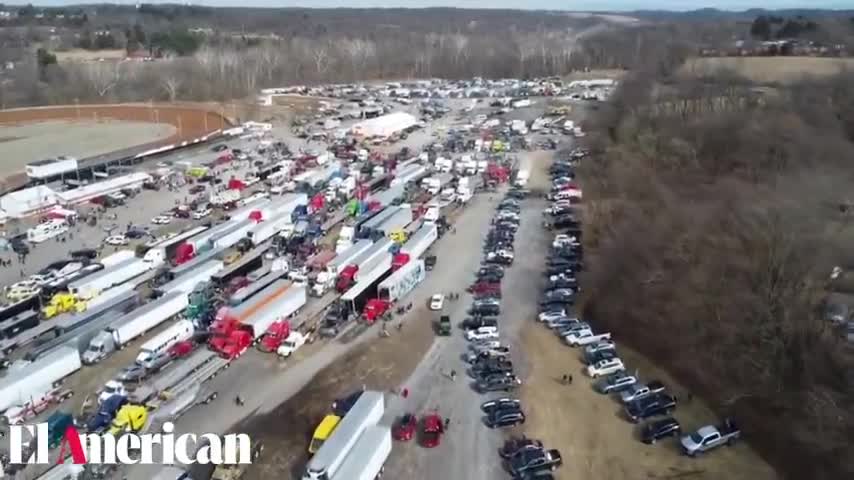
(581, 71, 854, 479)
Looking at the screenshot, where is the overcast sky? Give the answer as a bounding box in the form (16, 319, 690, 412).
(20, 1, 854, 10)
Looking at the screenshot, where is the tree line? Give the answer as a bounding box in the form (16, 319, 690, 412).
(580, 58, 854, 480)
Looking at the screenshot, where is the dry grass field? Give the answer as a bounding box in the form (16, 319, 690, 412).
(53, 48, 128, 62)
(680, 56, 854, 84)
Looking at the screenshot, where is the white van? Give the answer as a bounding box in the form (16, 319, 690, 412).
(136, 320, 194, 366)
(27, 220, 68, 243)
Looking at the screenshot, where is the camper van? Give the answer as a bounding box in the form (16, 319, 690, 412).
(27, 220, 68, 244)
(136, 320, 194, 366)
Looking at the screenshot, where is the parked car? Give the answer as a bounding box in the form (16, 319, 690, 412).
(477, 375, 522, 393)
(499, 436, 544, 459)
(466, 347, 511, 363)
(620, 381, 666, 404)
(429, 293, 445, 311)
(584, 339, 616, 356)
(625, 393, 677, 423)
(565, 329, 611, 347)
(393, 413, 417, 441)
(680, 419, 740, 456)
(593, 372, 637, 394)
(487, 408, 525, 428)
(462, 317, 499, 330)
(192, 208, 211, 219)
(505, 448, 563, 477)
(587, 358, 625, 378)
(481, 397, 521, 414)
(104, 235, 128, 246)
(640, 417, 681, 445)
(151, 215, 172, 225)
(116, 363, 147, 382)
(538, 310, 567, 322)
(467, 327, 499, 341)
(420, 413, 444, 448)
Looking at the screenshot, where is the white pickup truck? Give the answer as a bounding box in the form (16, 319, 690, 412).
(277, 332, 308, 358)
(564, 329, 611, 347)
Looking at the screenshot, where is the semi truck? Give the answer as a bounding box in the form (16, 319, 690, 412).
(390, 164, 427, 187)
(156, 260, 224, 296)
(364, 259, 425, 322)
(330, 425, 392, 480)
(326, 240, 372, 278)
(21, 291, 139, 360)
(228, 270, 284, 306)
(303, 390, 384, 480)
(136, 319, 194, 365)
(82, 292, 188, 364)
(341, 255, 393, 318)
(392, 223, 438, 269)
(67, 256, 160, 300)
(336, 238, 393, 293)
(0, 346, 81, 413)
(357, 207, 398, 238)
(247, 212, 292, 245)
(374, 206, 413, 238)
(210, 281, 306, 359)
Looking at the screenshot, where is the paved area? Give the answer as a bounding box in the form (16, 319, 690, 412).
(119, 181, 503, 480)
(382, 180, 545, 479)
(0, 121, 177, 172)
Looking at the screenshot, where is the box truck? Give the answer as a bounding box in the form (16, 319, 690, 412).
(82, 292, 188, 364)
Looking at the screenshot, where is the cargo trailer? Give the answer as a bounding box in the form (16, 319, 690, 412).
(303, 391, 384, 480)
(82, 292, 188, 364)
(228, 271, 284, 306)
(68, 257, 156, 300)
(211, 247, 266, 285)
(0, 346, 81, 413)
(341, 255, 393, 314)
(375, 206, 413, 236)
(157, 260, 224, 296)
(330, 425, 392, 480)
(326, 240, 373, 277)
(378, 260, 426, 303)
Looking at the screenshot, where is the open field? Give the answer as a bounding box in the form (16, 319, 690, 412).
(53, 49, 128, 63)
(0, 120, 176, 172)
(680, 56, 854, 84)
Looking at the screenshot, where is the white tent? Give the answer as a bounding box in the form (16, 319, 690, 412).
(0, 185, 58, 218)
(351, 112, 416, 138)
(55, 172, 151, 205)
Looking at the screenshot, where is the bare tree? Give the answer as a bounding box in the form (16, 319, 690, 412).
(160, 74, 182, 102)
(82, 61, 123, 98)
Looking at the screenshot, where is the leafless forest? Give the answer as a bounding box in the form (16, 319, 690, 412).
(0, 6, 752, 108)
(581, 61, 854, 479)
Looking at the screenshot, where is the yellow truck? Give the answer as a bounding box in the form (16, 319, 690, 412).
(187, 166, 209, 178)
(42, 293, 86, 318)
(388, 229, 407, 244)
(108, 404, 149, 435)
(308, 415, 341, 454)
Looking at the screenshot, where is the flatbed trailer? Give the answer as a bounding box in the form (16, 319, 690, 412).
(131, 349, 222, 402)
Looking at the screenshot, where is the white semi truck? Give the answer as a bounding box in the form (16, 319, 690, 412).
(82, 292, 188, 364)
(330, 425, 392, 480)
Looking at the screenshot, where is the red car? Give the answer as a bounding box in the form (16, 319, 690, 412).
(393, 413, 417, 441)
(420, 413, 444, 448)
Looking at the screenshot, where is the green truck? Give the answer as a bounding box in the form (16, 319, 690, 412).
(437, 315, 451, 336)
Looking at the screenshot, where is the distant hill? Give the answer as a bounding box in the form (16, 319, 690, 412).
(628, 8, 854, 21)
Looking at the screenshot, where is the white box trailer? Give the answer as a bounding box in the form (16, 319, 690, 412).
(402, 223, 437, 258)
(0, 346, 81, 412)
(68, 257, 151, 299)
(230, 281, 306, 339)
(367, 185, 404, 208)
(136, 319, 194, 364)
(269, 193, 308, 218)
(351, 238, 393, 277)
(303, 391, 385, 480)
(377, 206, 412, 236)
(158, 260, 223, 296)
(330, 425, 392, 480)
(359, 207, 398, 233)
(212, 219, 254, 250)
(390, 165, 427, 187)
(327, 240, 373, 276)
(82, 291, 188, 364)
(378, 259, 425, 303)
(248, 213, 292, 245)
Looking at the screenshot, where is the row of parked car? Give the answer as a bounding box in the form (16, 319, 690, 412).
(538, 153, 744, 455)
(466, 193, 526, 399)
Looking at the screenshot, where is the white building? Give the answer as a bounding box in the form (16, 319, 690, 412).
(351, 112, 417, 139)
(0, 185, 58, 218)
